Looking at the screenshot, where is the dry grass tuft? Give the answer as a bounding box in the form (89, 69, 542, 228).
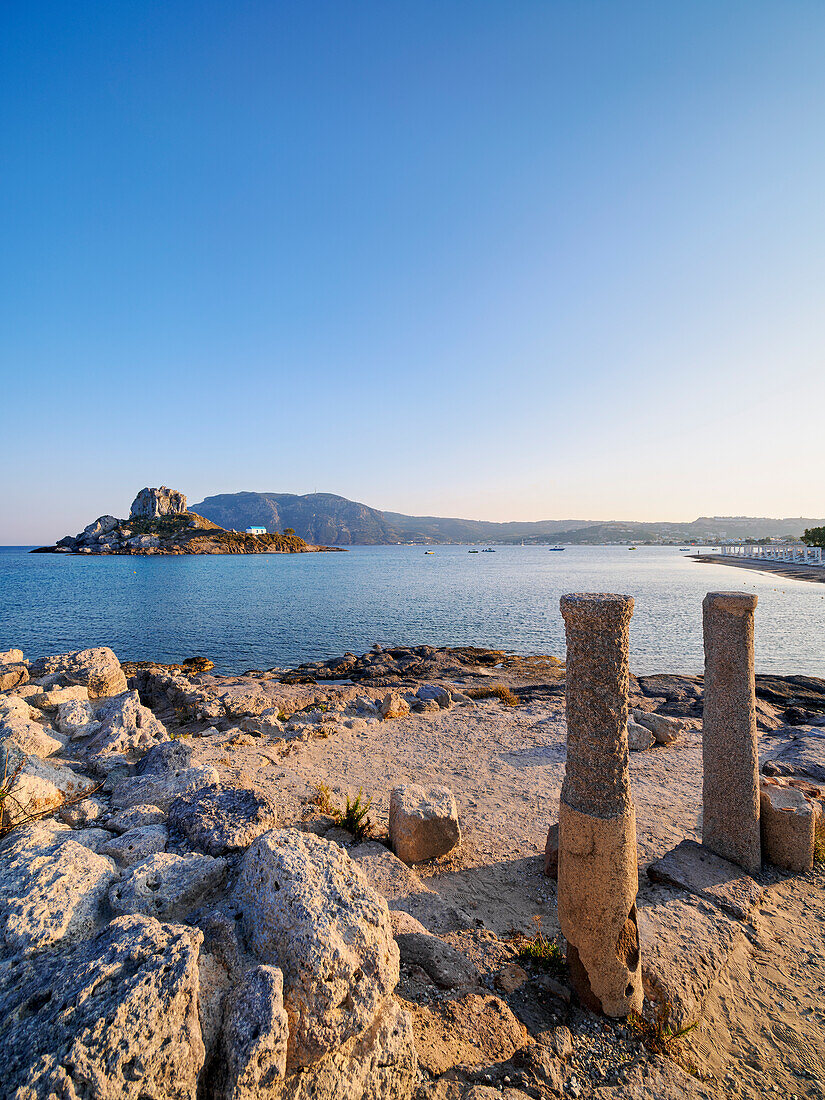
(466, 683, 520, 706)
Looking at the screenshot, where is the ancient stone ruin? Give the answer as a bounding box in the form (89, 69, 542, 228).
(702, 591, 761, 873)
(130, 486, 188, 519)
(557, 593, 643, 1017)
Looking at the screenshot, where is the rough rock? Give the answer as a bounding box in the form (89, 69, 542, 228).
(109, 851, 227, 920)
(0, 750, 96, 827)
(768, 727, 825, 783)
(0, 823, 117, 956)
(627, 719, 655, 751)
(495, 961, 529, 993)
(58, 795, 106, 826)
(278, 999, 417, 1100)
(29, 646, 128, 699)
(110, 765, 221, 811)
(107, 802, 167, 832)
(0, 914, 205, 1100)
(221, 965, 289, 1100)
(638, 891, 742, 1029)
(647, 839, 763, 921)
(350, 841, 472, 933)
(380, 691, 411, 720)
(760, 780, 815, 873)
(56, 697, 100, 738)
(389, 784, 461, 864)
(632, 709, 684, 745)
(28, 684, 90, 711)
(234, 829, 399, 1070)
(100, 823, 169, 867)
(396, 931, 481, 989)
(406, 991, 527, 1075)
(85, 689, 170, 769)
(137, 737, 198, 774)
(130, 485, 188, 517)
(169, 784, 278, 856)
(0, 694, 65, 758)
(0, 661, 29, 691)
(0, 647, 24, 663)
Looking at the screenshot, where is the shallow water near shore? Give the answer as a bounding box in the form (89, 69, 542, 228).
(1, 544, 824, 675)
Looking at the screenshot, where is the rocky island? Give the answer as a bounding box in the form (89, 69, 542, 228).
(32, 486, 342, 556)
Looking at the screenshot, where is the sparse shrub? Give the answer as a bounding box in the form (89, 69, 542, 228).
(516, 915, 566, 978)
(312, 781, 338, 817)
(814, 827, 825, 863)
(466, 683, 520, 706)
(340, 788, 373, 841)
(0, 755, 101, 839)
(628, 1001, 697, 1053)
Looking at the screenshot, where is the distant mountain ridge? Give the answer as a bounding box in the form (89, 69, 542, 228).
(191, 492, 825, 546)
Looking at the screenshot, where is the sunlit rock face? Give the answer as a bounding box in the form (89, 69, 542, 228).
(130, 486, 188, 518)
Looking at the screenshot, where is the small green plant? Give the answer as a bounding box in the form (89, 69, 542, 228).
(814, 828, 825, 863)
(340, 788, 373, 841)
(312, 781, 338, 817)
(466, 683, 520, 706)
(516, 915, 566, 978)
(628, 1001, 697, 1054)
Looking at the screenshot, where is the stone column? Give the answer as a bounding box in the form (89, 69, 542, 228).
(702, 591, 760, 872)
(557, 593, 643, 1017)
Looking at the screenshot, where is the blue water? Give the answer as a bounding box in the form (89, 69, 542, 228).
(1, 545, 824, 676)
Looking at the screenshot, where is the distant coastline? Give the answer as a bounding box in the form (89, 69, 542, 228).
(691, 553, 825, 585)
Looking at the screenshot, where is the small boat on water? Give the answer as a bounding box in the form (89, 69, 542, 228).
(469, 549, 479, 553)
(424, 550, 435, 555)
(547, 546, 565, 552)
(482, 548, 495, 553)
(679, 547, 691, 551)
(628, 546, 637, 551)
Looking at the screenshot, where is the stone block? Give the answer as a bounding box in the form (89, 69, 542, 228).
(389, 784, 461, 863)
(760, 780, 815, 873)
(647, 838, 763, 921)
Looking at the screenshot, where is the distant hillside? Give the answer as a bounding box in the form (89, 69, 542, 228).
(192, 492, 394, 545)
(191, 492, 825, 546)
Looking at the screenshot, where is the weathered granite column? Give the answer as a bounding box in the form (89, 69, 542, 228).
(702, 591, 760, 872)
(557, 593, 643, 1017)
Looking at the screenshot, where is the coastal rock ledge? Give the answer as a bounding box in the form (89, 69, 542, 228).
(32, 485, 343, 556)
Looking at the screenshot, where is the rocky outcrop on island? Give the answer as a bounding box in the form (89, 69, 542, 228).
(32, 486, 340, 555)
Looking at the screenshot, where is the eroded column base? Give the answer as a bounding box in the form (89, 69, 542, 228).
(557, 800, 643, 1017)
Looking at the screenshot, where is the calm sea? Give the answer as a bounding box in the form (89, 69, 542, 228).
(1, 545, 823, 676)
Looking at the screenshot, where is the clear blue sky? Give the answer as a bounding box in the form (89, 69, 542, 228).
(3, 2, 825, 542)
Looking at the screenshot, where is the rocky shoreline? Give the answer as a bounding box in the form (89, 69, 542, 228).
(32, 485, 344, 556)
(1, 640, 823, 1098)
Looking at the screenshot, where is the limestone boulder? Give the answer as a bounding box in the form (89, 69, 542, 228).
(234, 829, 399, 1070)
(84, 689, 169, 769)
(221, 965, 289, 1100)
(389, 784, 461, 864)
(632, 709, 685, 745)
(627, 719, 655, 751)
(0, 747, 96, 827)
(0, 647, 24, 664)
(107, 802, 167, 833)
(0, 694, 65, 758)
(109, 851, 227, 920)
(109, 765, 221, 811)
(56, 697, 100, 738)
(0, 914, 205, 1100)
(28, 684, 90, 711)
(169, 784, 278, 856)
(29, 646, 128, 698)
(0, 661, 29, 691)
(0, 823, 117, 957)
(100, 823, 169, 867)
(58, 795, 106, 827)
(381, 691, 411, 720)
(278, 999, 417, 1100)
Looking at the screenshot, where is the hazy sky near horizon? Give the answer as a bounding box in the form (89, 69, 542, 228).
(3, 1, 825, 542)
